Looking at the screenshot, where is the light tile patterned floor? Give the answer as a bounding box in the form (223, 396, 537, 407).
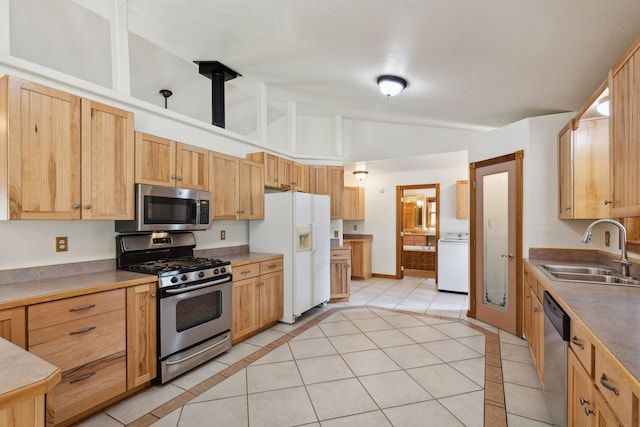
(74, 276, 553, 427)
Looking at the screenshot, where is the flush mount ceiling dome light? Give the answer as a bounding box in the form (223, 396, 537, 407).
(353, 170, 369, 180)
(377, 75, 408, 97)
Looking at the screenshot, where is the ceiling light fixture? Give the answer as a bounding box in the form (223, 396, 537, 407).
(377, 75, 407, 97)
(353, 170, 369, 181)
(596, 96, 610, 116)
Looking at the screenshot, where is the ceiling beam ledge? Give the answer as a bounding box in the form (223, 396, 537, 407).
(110, 0, 131, 95)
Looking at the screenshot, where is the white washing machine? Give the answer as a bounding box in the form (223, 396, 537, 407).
(437, 232, 469, 293)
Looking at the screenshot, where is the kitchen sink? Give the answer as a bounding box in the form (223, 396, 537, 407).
(540, 264, 640, 287)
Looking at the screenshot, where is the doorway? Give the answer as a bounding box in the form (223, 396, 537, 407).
(468, 151, 523, 336)
(395, 184, 440, 279)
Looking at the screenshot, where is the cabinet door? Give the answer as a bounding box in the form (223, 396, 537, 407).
(456, 180, 469, 219)
(277, 157, 293, 189)
(81, 99, 134, 220)
(574, 118, 611, 218)
(593, 389, 624, 427)
(126, 282, 157, 389)
(309, 166, 328, 195)
(238, 159, 264, 220)
(292, 162, 309, 192)
(568, 349, 596, 427)
(232, 276, 261, 341)
(610, 47, 640, 217)
(327, 166, 344, 219)
(0, 307, 26, 349)
(343, 187, 365, 220)
(558, 122, 574, 219)
(176, 143, 208, 191)
(4, 76, 82, 220)
(260, 270, 284, 326)
(532, 294, 544, 385)
(330, 260, 350, 300)
(523, 273, 533, 349)
(134, 132, 176, 187)
(210, 152, 239, 220)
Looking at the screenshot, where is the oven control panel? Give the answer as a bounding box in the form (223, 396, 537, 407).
(159, 265, 231, 288)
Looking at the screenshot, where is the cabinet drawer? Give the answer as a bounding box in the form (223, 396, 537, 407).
(28, 288, 125, 331)
(331, 249, 351, 261)
(55, 352, 127, 424)
(234, 262, 260, 280)
(569, 321, 593, 376)
(594, 346, 635, 427)
(260, 258, 283, 274)
(29, 309, 126, 372)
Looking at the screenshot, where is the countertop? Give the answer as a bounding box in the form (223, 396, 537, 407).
(343, 234, 373, 241)
(527, 257, 640, 383)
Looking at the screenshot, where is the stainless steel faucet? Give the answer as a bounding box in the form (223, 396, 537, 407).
(581, 219, 632, 277)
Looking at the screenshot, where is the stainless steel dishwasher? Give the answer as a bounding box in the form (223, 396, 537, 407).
(543, 291, 570, 427)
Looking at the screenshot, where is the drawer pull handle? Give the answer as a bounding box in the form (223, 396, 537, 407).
(69, 371, 96, 384)
(241, 270, 251, 275)
(69, 326, 96, 335)
(571, 336, 585, 349)
(268, 264, 276, 269)
(69, 304, 96, 312)
(600, 373, 620, 396)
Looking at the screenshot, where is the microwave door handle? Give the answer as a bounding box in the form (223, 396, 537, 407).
(194, 200, 200, 225)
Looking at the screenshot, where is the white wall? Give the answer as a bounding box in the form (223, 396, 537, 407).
(343, 166, 469, 276)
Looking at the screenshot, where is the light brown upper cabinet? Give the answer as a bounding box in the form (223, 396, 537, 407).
(277, 157, 293, 189)
(0, 75, 134, 220)
(343, 186, 365, 220)
(210, 151, 264, 220)
(310, 165, 344, 219)
(455, 180, 469, 219)
(557, 81, 611, 219)
(610, 36, 640, 217)
(292, 161, 309, 192)
(246, 151, 307, 191)
(135, 132, 208, 191)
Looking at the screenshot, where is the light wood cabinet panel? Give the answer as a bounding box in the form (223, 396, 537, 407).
(238, 159, 264, 220)
(81, 100, 135, 220)
(523, 265, 544, 386)
(456, 180, 468, 219)
(330, 248, 351, 301)
(568, 348, 597, 427)
(246, 152, 279, 188)
(345, 240, 372, 279)
(176, 142, 208, 191)
(126, 282, 157, 389)
(292, 162, 309, 192)
(309, 165, 328, 194)
(343, 187, 365, 220)
(0, 394, 45, 427)
(277, 157, 293, 189)
(134, 132, 176, 187)
(327, 166, 344, 219)
(135, 131, 208, 191)
(1, 75, 82, 220)
(610, 40, 640, 217)
(210, 151, 238, 220)
(593, 387, 624, 427)
(0, 307, 26, 349)
(232, 257, 283, 343)
(558, 121, 574, 219)
(594, 346, 635, 427)
(570, 320, 594, 377)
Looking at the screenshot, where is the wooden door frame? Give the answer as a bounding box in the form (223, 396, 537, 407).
(395, 184, 440, 279)
(468, 151, 524, 337)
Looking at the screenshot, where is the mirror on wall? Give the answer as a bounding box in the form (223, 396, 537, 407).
(403, 189, 437, 232)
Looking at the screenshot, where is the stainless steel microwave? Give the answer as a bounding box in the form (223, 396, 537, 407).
(115, 184, 211, 232)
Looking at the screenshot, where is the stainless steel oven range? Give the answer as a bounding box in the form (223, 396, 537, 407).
(116, 232, 232, 384)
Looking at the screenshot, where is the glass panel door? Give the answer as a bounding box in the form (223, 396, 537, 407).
(483, 171, 509, 311)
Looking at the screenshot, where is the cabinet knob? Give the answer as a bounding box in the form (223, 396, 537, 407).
(171, 175, 177, 179)
(85, 204, 91, 209)
(73, 204, 81, 209)
(565, 207, 571, 211)
(604, 199, 612, 205)
(177, 176, 183, 181)
(579, 396, 590, 406)
(584, 407, 595, 416)
(532, 307, 538, 313)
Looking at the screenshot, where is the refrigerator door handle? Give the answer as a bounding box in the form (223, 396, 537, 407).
(310, 221, 318, 252)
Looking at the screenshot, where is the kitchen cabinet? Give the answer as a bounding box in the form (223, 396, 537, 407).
(344, 239, 372, 280)
(126, 282, 157, 389)
(0, 76, 135, 221)
(330, 247, 351, 302)
(246, 152, 278, 188)
(343, 186, 365, 220)
(28, 289, 127, 425)
(309, 165, 344, 219)
(456, 180, 468, 219)
(135, 131, 209, 191)
(610, 39, 640, 217)
(231, 257, 283, 343)
(292, 161, 309, 192)
(523, 263, 544, 385)
(277, 157, 293, 189)
(210, 152, 264, 220)
(0, 306, 26, 349)
(558, 115, 611, 219)
(245, 151, 307, 191)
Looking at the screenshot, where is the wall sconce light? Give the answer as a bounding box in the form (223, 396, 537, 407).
(353, 170, 369, 181)
(596, 96, 610, 116)
(377, 75, 407, 97)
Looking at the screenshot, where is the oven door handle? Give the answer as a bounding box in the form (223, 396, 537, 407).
(164, 277, 231, 294)
(165, 333, 231, 366)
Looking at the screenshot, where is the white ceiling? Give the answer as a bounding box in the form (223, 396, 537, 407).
(75, 0, 640, 132)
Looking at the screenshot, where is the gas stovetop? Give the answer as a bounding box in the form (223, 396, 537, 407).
(120, 257, 230, 276)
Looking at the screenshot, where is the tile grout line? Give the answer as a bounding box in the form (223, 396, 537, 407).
(125, 306, 505, 427)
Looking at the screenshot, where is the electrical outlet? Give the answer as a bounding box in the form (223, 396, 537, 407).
(220, 230, 226, 240)
(354, 224, 358, 230)
(334, 230, 339, 238)
(56, 237, 68, 252)
(605, 231, 610, 247)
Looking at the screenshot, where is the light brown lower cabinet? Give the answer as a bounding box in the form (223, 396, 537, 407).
(0, 306, 26, 349)
(126, 282, 157, 389)
(232, 257, 284, 343)
(344, 240, 371, 280)
(330, 247, 351, 302)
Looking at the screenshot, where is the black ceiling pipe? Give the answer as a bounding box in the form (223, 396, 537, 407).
(194, 61, 242, 128)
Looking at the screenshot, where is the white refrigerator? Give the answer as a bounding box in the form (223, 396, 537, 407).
(249, 192, 331, 324)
